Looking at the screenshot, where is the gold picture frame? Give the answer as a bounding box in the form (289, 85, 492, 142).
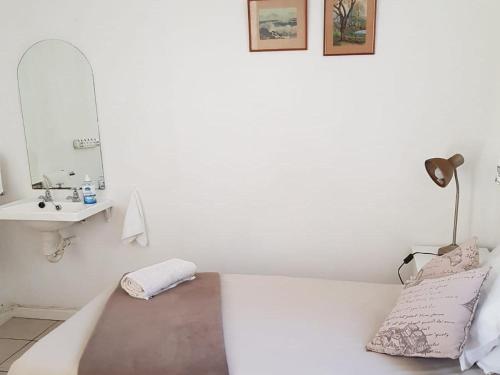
(323, 0, 377, 56)
(248, 0, 308, 52)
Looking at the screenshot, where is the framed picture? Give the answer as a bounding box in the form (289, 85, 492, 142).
(323, 0, 377, 56)
(247, 0, 307, 52)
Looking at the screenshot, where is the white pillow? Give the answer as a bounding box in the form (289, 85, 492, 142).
(478, 345, 500, 375)
(460, 246, 500, 370)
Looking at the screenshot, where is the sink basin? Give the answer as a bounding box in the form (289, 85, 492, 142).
(0, 198, 113, 262)
(0, 198, 113, 231)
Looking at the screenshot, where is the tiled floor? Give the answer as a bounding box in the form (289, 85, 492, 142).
(0, 318, 62, 374)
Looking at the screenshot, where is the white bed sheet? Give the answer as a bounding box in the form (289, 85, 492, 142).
(8, 274, 482, 375)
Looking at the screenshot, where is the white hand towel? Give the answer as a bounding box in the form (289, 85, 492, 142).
(120, 258, 197, 300)
(122, 190, 148, 247)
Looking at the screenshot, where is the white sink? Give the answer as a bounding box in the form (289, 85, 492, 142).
(0, 198, 113, 262)
(0, 199, 112, 230)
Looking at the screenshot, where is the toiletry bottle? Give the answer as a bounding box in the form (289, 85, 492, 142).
(82, 175, 97, 205)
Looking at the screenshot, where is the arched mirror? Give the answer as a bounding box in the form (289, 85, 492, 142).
(18, 40, 105, 190)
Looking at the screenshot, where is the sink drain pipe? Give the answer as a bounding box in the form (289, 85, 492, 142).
(40, 231, 75, 263)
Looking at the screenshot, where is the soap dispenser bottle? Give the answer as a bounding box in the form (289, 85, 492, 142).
(82, 175, 97, 205)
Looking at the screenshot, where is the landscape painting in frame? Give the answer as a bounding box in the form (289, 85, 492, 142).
(248, 0, 307, 52)
(324, 0, 376, 56)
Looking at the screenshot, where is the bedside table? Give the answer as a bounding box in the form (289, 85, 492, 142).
(410, 245, 490, 275)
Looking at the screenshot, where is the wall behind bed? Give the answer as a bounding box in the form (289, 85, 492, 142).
(0, 0, 499, 308)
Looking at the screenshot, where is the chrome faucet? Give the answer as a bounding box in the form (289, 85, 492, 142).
(66, 188, 81, 202)
(39, 174, 54, 202)
(38, 189, 53, 202)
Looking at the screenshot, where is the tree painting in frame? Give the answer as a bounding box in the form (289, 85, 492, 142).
(248, 0, 307, 52)
(324, 0, 376, 56)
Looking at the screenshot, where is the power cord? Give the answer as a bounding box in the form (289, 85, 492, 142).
(397, 252, 439, 284)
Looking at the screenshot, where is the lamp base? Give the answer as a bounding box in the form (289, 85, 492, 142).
(438, 244, 459, 256)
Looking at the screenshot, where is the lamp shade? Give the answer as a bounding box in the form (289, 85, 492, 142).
(425, 154, 464, 188)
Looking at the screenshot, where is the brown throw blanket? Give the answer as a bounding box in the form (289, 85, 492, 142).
(79, 272, 229, 375)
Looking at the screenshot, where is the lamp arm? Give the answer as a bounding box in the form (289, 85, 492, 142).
(452, 169, 459, 246)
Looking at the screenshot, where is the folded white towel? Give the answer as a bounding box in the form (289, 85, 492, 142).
(120, 258, 197, 300)
(122, 189, 148, 247)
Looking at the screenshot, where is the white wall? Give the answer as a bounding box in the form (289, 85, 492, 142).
(471, 49, 500, 246)
(0, 0, 499, 309)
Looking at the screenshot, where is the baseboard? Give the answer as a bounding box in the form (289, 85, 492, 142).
(12, 306, 77, 320)
(0, 305, 77, 322)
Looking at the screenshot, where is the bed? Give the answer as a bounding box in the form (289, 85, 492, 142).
(8, 274, 481, 375)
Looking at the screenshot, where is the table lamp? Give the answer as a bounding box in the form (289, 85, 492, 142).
(424, 154, 464, 255)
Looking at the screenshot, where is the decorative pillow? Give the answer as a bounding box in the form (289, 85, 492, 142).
(408, 238, 479, 287)
(367, 267, 490, 359)
(460, 246, 500, 370)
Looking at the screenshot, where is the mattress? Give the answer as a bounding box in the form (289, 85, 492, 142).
(8, 274, 482, 375)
